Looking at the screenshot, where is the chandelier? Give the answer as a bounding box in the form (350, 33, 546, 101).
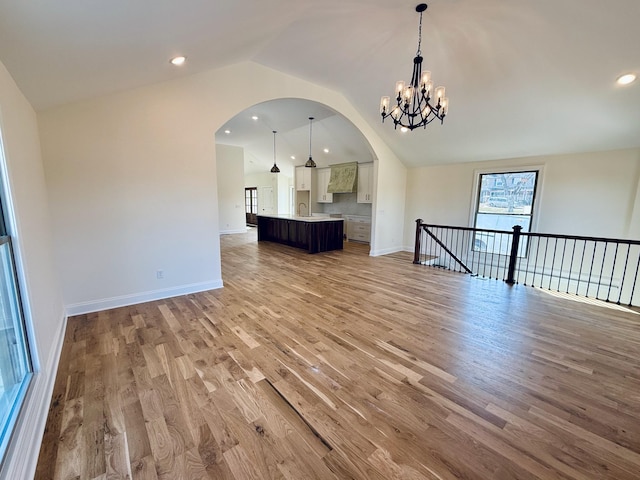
(305, 117, 316, 168)
(380, 3, 448, 131)
(270, 130, 280, 173)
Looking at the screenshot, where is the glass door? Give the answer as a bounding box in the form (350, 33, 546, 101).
(245, 187, 258, 225)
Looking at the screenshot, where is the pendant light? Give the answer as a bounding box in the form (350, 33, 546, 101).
(270, 130, 280, 173)
(305, 117, 317, 168)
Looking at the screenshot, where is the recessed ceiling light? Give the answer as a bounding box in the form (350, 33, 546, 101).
(323, 148, 330, 154)
(617, 73, 636, 85)
(290, 155, 296, 160)
(170, 56, 186, 66)
(400, 126, 409, 133)
(224, 129, 231, 134)
(251, 115, 259, 121)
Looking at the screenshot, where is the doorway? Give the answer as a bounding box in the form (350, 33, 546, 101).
(245, 187, 258, 225)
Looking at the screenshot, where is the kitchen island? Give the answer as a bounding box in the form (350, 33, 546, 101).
(257, 214, 344, 253)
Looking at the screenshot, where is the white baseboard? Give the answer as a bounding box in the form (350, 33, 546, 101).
(220, 228, 249, 235)
(0, 310, 67, 480)
(369, 245, 404, 257)
(65, 280, 224, 316)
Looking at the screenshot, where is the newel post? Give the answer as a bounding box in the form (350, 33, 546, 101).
(506, 225, 522, 284)
(413, 219, 423, 264)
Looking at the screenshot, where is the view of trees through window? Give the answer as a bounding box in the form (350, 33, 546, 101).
(474, 171, 538, 255)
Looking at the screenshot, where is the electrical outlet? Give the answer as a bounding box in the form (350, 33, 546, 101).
(156, 270, 164, 279)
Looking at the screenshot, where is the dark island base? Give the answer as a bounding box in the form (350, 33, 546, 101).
(257, 216, 344, 254)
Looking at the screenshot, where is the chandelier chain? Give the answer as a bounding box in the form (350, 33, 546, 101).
(416, 10, 423, 56)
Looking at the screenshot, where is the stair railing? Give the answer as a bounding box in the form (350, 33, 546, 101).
(414, 219, 640, 307)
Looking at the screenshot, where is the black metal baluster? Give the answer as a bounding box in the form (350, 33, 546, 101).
(441, 227, 445, 269)
(447, 228, 452, 270)
(541, 237, 550, 288)
(606, 242, 619, 302)
(617, 244, 631, 305)
(455, 229, 461, 272)
(557, 238, 567, 292)
(628, 249, 640, 306)
(435, 227, 441, 268)
(499, 232, 506, 280)
(489, 233, 495, 280)
(470, 230, 475, 274)
(532, 235, 542, 287)
(567, 239, 577, 294)
(587, 241, 597, 297)
(489, 233, 495, 279)
(515, 233, 521, 284)
(523, 235, 531, 285)
(596, 242, 608, 300)
(548, 238, 558, 290)
(577, 240, 587, 296)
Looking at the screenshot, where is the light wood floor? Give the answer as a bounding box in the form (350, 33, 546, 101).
(35, 229, 640, 479)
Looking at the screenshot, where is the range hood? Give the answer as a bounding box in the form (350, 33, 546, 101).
(327, 162, 358, 193)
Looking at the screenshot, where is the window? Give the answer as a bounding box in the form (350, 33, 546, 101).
(473, 170, 539, 255)
(0, 132, 32, 462)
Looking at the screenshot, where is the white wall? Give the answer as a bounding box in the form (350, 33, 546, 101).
(403, 148, 640, 248)
(0, 61, 65, 480)
(39, 77, 225, 313)
(277, 174, 292, 215)
(216, 144, 246, 234)
(370, 155, 407, 256)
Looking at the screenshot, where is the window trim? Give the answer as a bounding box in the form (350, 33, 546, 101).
(0, 122, 36, 469)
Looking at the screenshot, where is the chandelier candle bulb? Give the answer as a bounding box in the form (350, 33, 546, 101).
(441, 97, 449, 115)
(435, 86, 445, 104)
(395, 81, 405, 97)
(380, 96, 390, 114)
(404, 86, 413, 103)
(421, 71, 431, 88)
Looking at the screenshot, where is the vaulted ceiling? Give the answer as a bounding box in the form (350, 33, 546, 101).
(1, 0, 638, 169)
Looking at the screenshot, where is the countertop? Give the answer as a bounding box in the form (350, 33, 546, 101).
(258, 214, 344, 223)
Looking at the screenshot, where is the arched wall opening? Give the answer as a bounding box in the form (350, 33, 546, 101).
(214, 97, 378, 249)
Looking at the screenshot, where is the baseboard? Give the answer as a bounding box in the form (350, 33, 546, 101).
(220, 228, 249, 235)
(0, 310, 67, 480)
(65, 280, 224, 316)
(369, 245, 404, 257)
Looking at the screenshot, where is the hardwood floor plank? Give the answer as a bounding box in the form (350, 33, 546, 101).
(130, 455, 159, 480)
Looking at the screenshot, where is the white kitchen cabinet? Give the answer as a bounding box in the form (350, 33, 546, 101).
(295, 166, 312, 191)
(357, 163, 373, 203)
(316, 167, 333, 203)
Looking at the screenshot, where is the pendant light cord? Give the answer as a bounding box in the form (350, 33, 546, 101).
(308, 117, 314, 159)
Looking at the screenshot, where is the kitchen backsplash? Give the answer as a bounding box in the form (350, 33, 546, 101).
(316, 193, 372, 217)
